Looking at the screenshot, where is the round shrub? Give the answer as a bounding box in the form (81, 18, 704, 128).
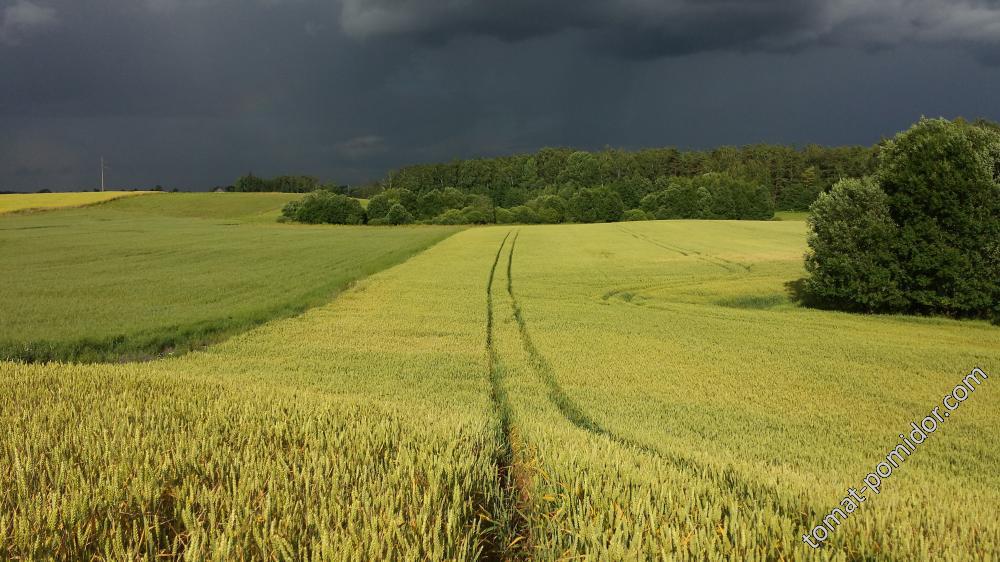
(431, 209, 466, 225)
(460, 206, 492, 224)
(281, 190, 366, 225)
(511, 205, 540, 224)
(495, 207, 515, 224)
(622, 208, 650, 221)
(385, 203, 414, 225)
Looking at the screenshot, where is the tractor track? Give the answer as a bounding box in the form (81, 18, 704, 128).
(618, 224, 752, 272)
(481, 230, 529, 561)
(503, 235, 817, 539)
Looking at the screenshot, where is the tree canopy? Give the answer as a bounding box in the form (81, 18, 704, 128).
(805, 118, 1000, 320)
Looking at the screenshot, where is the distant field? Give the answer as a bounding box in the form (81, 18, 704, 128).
(104, 192, 305, 222)
(774, 210, 808, 220)
(0, 196, 457, 361)
(0, 191, 153, 214)
(1, 218, 995, 559)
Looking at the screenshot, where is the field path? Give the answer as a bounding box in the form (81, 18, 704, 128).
(481, 230, 531, 560)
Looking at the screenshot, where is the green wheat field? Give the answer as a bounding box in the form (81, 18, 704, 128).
(1, 192, 997, 560)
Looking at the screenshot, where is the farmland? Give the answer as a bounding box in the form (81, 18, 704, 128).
(0, 191, 153, 214)
(104, 192, 305, 222)
(0, 193, 455, 361)
(1, 203, 997, 560)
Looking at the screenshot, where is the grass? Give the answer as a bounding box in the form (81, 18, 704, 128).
(1, 216, 997, 560)
(774, 210, 809, 220)
(0, 191, 154, 214)
(0, 196, 457, 361)
(104, 191, 306, 223)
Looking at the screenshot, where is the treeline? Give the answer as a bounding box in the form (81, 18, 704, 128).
(282, 171, 775, 226)
(233, 174, 327, 193)
(384, 144, 875, 213)
(262, 142, 878, 225)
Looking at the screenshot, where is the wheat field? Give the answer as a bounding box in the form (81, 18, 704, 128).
(2, 219, 997, 560)
(0, 191, 154, 214)
(0, 197, 454, 362)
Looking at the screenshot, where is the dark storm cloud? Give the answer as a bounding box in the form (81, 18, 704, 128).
(338, 0, 1000, 61)
(1, 0, 1000, 191)
(1, 0, 57, 45)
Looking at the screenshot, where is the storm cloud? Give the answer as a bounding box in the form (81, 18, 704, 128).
(339, 0, 1000, 59)
(1, 0, 999, 190)
(0, 0, 57, 45)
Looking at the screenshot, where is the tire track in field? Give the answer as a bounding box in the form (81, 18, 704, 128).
(617, 224, 752, 272)
(505, 232, 607, 435)
(503, 235, 818, 540)
(482, 230, 529, 561)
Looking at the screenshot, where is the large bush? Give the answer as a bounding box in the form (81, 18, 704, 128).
(804, 178, 906, 310)
(385, 203, 414, 225)
(367, 189, 418, 222)
(622, 208, 651, 221)
(431, 209, 466, 225)
(805, 118, 1000, 319)
(494, 207, 515, 224)
(281, 191, 366, 224)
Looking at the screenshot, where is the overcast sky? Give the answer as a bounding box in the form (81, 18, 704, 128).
(2, 0, 999, 191)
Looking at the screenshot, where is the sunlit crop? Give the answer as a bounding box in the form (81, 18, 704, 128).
(0, 198, 455, 361)
(491, 221, 999, 560)
(0, 191, 153, 214)
(2, 219, 997, 560)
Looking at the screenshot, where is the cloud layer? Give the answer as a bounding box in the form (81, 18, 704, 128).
(0, 0, 57, 45)
(339, 0, 1000, 61)
(1, 0, 999, 191)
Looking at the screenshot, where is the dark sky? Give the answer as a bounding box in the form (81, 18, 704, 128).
(2, 0, 999, 191)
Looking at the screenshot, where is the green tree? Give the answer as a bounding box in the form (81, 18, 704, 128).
(876, 118, 1000, 317)
(569, 187, 624, 223)
(804, 178, 905, 311)
(529, 195, 567, 224)
(511, 205, 541, 224)
(417, 189, 447, 220)
(366, 192, 395, 221)
(431, 209, 466, 225)
(385, 203, 414, 225)
(558, 151, 600, 186)
(441, 187, 468, 210)
(495, 207, 515, 224)
(234, 173, 268, 192)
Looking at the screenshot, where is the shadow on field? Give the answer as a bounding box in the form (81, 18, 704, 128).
(784, 277, 834, 310)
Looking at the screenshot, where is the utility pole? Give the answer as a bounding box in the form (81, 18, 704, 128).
(100, 157, 105, 192)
